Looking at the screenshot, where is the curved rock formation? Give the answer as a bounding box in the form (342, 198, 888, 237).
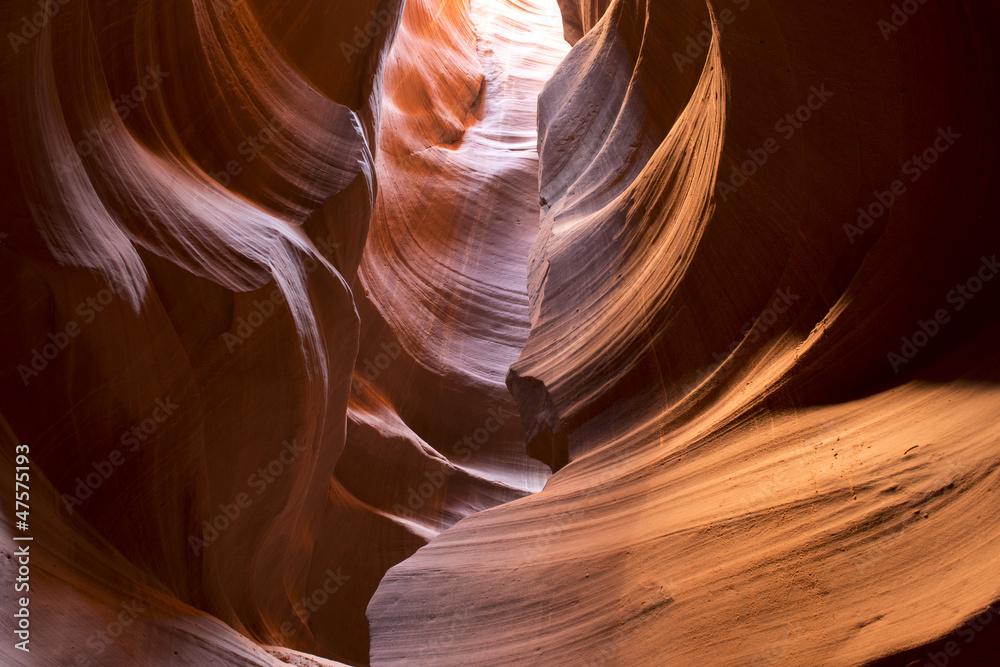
(2, 0, 565, 663)
(2, 0, 1000, 665)
(371, 0, 1000, 664)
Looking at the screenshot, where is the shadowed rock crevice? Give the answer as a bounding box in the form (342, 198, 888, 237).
(506, 370, 569, 472)
(2, 0, 1000, 666)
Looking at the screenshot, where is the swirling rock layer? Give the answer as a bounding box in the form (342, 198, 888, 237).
(370, 0, 1000, 665)
(2, 0, 1000, 666)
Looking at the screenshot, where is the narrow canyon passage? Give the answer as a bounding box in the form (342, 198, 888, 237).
(352, 0, 569, 486)
(335, 0, 572, 655)
(2, 1, 1000, 666)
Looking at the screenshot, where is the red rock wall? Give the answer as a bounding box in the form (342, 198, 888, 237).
(2, 0, 1000, 665)
(371, 0, 1000, 664)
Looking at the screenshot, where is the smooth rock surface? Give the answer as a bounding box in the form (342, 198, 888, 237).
(2, 0, 999, 665)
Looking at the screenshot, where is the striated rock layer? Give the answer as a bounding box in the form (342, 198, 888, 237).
(2, 0, 565, 664)
(370, 0, 1000, 665)
(2, 0, 1000, 665)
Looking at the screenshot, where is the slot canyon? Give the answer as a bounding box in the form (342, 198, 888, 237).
(2, 0, 1000, 665)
